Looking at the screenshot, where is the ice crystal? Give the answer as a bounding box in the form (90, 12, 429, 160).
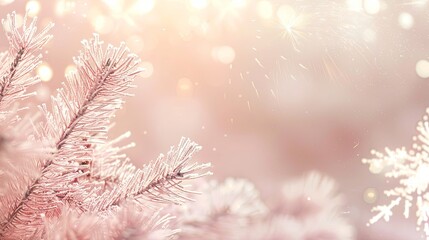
(363, 108, 429, 238)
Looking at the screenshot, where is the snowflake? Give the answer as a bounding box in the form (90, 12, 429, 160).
(363, 109, 429, 238)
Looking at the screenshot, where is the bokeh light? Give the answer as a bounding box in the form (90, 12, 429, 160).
(189, 0, 208, 10)
(398, 12, 414, 30)
(277, 5, 297, 27)
(91, 15, 115, 34)
(256, 1, 273, 19)
(0, 0, 14, 5)
(55, 0, 76, 16)
(25, 0, 41, 17)
(211, 46, 235, 64)
(364, 0, 380, 15)
(37, 63, 53, 82)
(131, 0, 155, 15)
(416, 60, 429, 78)
(177, 77, 194, 97)
(64, 64, 77, 76)
(363, 188, 377, 204)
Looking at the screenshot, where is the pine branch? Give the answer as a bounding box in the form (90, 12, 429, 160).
(173, 179, 267, 240)
(0, 12, 53, 240)
(0, 11, 215, 240)
(87, 137, 212, 212)
(0, 12, 53, 111)
(0, 11, 52, 197)
(0, 117, 45, 239)
(0, 34, 141, 238)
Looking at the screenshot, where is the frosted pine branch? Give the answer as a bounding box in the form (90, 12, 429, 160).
(0, 13, 213, 238)
(0, 10, 214, 240)
(173, 178, 267, 240)
(88, 137, 212, 212)
(0, 12, 53, 240)
(40, 33, 141, 152)
(0, 12, 53, 111)
(0, 33, 142, 238)
(0, 11, 52, 194)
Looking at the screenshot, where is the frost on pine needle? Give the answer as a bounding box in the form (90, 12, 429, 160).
(363, 108, 429, 238)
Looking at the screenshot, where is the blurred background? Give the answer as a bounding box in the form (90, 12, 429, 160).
(1, 0, 429, 239)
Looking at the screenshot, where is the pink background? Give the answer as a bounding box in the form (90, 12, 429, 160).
(1, 0, 428, 239)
